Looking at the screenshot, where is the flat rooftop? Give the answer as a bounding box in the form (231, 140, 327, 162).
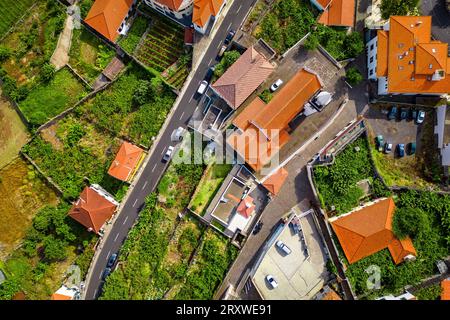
(212, 177, 247, 223)
(252, 212, 329, 300)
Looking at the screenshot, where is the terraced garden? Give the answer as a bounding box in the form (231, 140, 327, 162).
(133, 10, 190, 90)
(0, 0, 35, 38)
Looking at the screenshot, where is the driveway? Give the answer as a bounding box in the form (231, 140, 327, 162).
(421, 0, 450, 47)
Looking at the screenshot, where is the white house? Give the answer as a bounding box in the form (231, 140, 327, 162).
(144, 0, 193, 21)
(435, 105, 450, 168)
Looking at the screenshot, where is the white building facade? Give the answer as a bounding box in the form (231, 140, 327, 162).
(144, 0, 193, 20)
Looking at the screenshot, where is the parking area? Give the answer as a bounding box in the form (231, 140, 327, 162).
(365, 104, 423, 158)
(251, 211, 329, 300)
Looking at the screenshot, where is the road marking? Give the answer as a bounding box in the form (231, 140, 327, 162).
(227, 22, 232, 31)
(217, 41, 222, 49)
(107, 250, 111, 258)
(122, 216, 129, 225)
(114, 233, 119, 242)
(98, 272, 102, 280)
(179, 111, 185, 120)
(94, 289, 98, 297)
(237, 4, 242, 13)
(208, 57, 213, 65)
(161, 148, 166, 155)
(189, 94, 194, 103)
(132, 199, 138, 207)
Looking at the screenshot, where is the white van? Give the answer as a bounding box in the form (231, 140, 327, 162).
(276, 240, 292, 255)
(197, 80, 208, 95)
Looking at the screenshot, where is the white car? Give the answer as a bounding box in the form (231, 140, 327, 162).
(276, 240, 292, 255)
(270, 79, 283, 92)
(416, 110, 425, 124)
(171, 127, 186, 142)
(197, 80, 208, 95)
(163, 146, 174, 162)
(266, 275, 278, 289)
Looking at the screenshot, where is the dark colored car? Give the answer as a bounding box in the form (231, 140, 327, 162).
(397, 144, 405, 157)
(409, 142, 416, 155)
(253, 221, 263, 235)
(400, 108, 408, 120)
(388, 106, 398, 120)
(224, 29, 236, 45)
(102, 267, 112, 281)
(204, 65, 215, 82)
(107, 253, 117, 268)
(411, 109, 417, 121)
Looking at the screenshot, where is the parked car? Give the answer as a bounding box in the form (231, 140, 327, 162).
(171, 127, 186, 142)
(224, 29, 236, 45)
(384, 142, 393, 154)
(397, 144, 405, 157)
(107, 253, 117, 268)
(253, 221, 263, 235)
(416, 110, 425, 124)
(197, 80, 209, 95)
(204, 65, 215, 82)
(376, 135, 384, 151)
(400, 108, 408, 120)
(388, 106, 398, 120)
(270, 79, 284, 92)
(162, 146, 174, 162)
(409, 142, 416, 155)
(411, 109, 417, 121)
(102, 267, 112, 281)
(218, 44, 227, 58)
(276, 240, 292, 255)
(266, 275, 278, 289)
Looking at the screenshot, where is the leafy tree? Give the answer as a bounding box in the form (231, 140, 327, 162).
(346, 67, 364, 86)
(0, 279, 21, 300)
(40, 63, 56, 83)
(344, 32, 365, 58)
(0, 45, 11, 62)
(66, 123, 86, 147)
(380, 0, 419, 20)
(42, 235, 68, 262)
(393, 207, 431, 239)
(258, 89, 273, 103)
(214, 50, 241, 78)
(304, 33, 319, 50)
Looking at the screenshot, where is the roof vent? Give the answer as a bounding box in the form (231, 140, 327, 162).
(410, 77, 415, 81)
(409, 47, 414, 51)
(416, 21, 422, 25)
(398, 55, 403, 59)
(409, 60, 414, 65)
(410, 24, 414, 28)
(432, 48, 436, 53)
(404, 51, 409, 56)
(398, 66, 404, 70)
(398, 43, 404, 48)
(429, 64, 433, 69)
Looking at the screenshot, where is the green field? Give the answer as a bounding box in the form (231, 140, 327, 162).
(0, 0, 34, 38)
(19, 68, 88, 126)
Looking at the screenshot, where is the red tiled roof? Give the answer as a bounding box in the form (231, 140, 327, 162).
(377, 16, 450, 94)
(85, 0, 134, 42)
(263, 167, 288, 195)
(51, 293, 72, 300)
(68, 187, 117, 234)
(228, 69, 322, 171)
(212, 46, 275, 109)
(108, 142, 144, 182)
(193, 0, 224, 28)
(330, 198, 417, 264)
(184, 27, 194, 45)
(236, 196, 255, 218)
(318, 0, 355, 28)
(442, 279, 450, 300)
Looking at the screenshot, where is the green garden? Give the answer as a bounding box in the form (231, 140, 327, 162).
(69, 27, 116, 84)
(19, 68, 89, 126)
(0, 0, 35, 38)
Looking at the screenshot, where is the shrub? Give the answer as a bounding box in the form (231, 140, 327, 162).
(346, 67, 363, 86)
(380, 0, 419, 20)
(0, 45, 11, 62)
(40, 63, 56, 83)
(393, 207, 431, 239)
(258, 89, 273, 103)
(214, 50, 241, 78)
(42, 235, 68, 262)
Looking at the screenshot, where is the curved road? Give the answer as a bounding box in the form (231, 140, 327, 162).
(84, 0, 256, 300)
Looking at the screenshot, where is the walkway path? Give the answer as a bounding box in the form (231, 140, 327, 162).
(50, 14, 74, 70)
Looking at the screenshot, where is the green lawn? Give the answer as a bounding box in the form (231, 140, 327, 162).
(69, 27, 116, 84)
(19, 68, 88, 126)
(189, 162, 232, 215)
(119, 15, 149, 54)
(0, 0, 34, 38)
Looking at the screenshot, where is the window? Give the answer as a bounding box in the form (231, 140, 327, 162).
(370, 44, 374, 51)
(370, 69, 374, 76)
(370, 56, 374, 63)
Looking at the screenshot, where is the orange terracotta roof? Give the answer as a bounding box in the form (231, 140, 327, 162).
(376, 30, 389, 77)
(51, 293, 72, 300)
(108, 142, 144, 182)
(85, 0, 133, 42)
(322, 289, 342, 300)
(154, 0, 185, 11)
(331, 198, 417, 264)
(442, 279, 450, 300)
(212, 46, 275, 109)
(378, 16, 450, 94)
(68, 187, 117, 234)
(262, 167, 288, 195)
(318, 0, 355, 27)
(316, 0, 332, 8)
(193, 0, 224, 28)
(228, 69, 322, 171)
(236, 196, 255, 218)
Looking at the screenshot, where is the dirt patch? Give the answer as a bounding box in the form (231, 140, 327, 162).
(0, 158, 59, 261)
(0, 90, 29, 168)
(40, 123, 63, 151)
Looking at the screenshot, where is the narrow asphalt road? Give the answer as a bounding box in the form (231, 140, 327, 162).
(421, 0, 450, 48)
(84, 0, 256, 300)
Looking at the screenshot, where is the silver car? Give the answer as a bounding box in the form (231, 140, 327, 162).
(266, 275, 278, 289)
(163, 146, 174, 162)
